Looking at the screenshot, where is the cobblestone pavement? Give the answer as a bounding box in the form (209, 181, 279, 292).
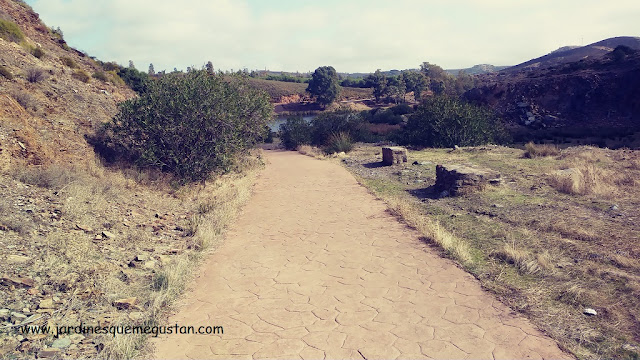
(153, 151, 571, 359)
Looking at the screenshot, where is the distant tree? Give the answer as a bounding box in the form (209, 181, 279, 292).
(420, 62, 446, 80)
(306, 66, 341, 106)
(366, 69, 388, 102)
(128, 60, 135, 69)
(206, 61, 214, 74)
(148, 63, 155, 76)
(401, 70, 427, 102)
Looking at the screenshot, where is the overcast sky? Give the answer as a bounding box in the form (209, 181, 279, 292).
(24, 0, 640, 73)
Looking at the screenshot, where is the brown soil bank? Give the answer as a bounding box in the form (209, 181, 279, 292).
(153, 151, 570, 359)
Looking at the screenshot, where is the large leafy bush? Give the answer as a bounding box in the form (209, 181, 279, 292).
(401, 96, 507, 147)
(94, 71, 271, 182)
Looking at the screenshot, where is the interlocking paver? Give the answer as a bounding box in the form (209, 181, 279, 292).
(153, 151, 572, 359)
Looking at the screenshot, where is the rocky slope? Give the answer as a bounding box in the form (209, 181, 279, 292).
(465, 46, 640, 141)
(0, 0, 135, 170)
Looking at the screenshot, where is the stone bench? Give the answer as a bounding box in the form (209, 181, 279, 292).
(382, 147, 408, 166)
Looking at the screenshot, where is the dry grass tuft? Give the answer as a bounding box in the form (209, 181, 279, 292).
(523, 142, 560, 158)
(386, 196, 473, 266)
(297, 144, 324, 158)
(493, 243, 546, 275)
(548, 164, 617, 197)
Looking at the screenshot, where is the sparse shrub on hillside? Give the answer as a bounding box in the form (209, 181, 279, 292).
(324, 132, 353, 154)
(101, 61, 121, 72)
(92, 71, 108, 82)
(71, 69, 90, 83)
(524, 142, 560, 158)
(60, 56, 78, 68)
(11, 90, 36, 111)
(29, 46, 45, 59)
(92, 70, 271, 182)
(279, 117, 312, 150)
(107, 70, 125, 86)
(25, 67, 46, 83)
(400, 96, 507, 147)
(0, 65, 13, 80)
(0, 19, 24, 43)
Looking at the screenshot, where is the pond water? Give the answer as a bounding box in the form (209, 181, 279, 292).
(269, 115, 316, 132)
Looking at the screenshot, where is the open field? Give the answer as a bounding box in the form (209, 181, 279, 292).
(0, 154, 262, 359)
(341, 144, 640, 359)
(246, 78, 373, 103)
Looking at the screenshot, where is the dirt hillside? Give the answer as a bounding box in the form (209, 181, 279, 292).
(0, 0, 135, 170)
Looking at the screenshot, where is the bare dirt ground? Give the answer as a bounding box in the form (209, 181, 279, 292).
(153, 151, 571, 359)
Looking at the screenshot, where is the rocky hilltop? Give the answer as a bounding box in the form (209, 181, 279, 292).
(465, 40, 640, 140)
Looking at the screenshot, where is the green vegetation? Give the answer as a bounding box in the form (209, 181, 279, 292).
(93, 70, 271, 182)
(117, 66, 150, 94)
(0, 19, 24, 43)
(279, 117, 313, 150)
(306, 66, 341, 105)
(92, 71, 109, 82)
(401, 96, 507, 147)
(72, 69, 90, 83)
(0, 65, 13, 80)
(60, 56, 78, 68)
(325, 132, 353, 154)
(279, 109, 367, 152)
(27, 45, 45, 59)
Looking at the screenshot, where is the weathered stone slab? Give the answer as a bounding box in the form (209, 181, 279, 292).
(382, 147, 408, 166)
(435, 164, 500, 196)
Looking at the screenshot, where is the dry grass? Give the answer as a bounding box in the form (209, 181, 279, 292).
(372, 189, 473, 266)
(523, 141, 560, 158)
(1, 153, 261, 359)
(297, 145, 324, 158)
(492, 243, 549, 275)
(548, 163, 618, 197)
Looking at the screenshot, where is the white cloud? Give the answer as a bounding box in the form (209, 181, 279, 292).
(27, 0, 640, 72)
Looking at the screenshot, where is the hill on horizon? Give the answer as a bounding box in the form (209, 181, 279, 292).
(502, 36, 640, 73)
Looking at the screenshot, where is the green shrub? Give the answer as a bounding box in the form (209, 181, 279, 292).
(368, 108, 403, 125)
(0, 65, 13, 80)
(72, 69, 90, 83)
(0, 19, 24, 43)
(60, 56, 78, 68)
(400, 96, 508, 147)
(30, 46, 45, 59)
(106, 70, 125, 86)
(324, 132, 353, 154)
(390, 103, 413, 115)
(102, 62, 121, 72)
(279, 117, 312, 150)
(92, 71, 108, 82)
(25, 67, 45, 83)
(92, 70, 272, 182)
(310, 109, 367, 145)
(117, 67, 150, 94)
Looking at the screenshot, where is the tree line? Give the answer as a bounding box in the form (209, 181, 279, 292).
(305, 62, 479, 106)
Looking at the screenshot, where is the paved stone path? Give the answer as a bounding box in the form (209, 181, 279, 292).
(153, 151, 571, 359)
